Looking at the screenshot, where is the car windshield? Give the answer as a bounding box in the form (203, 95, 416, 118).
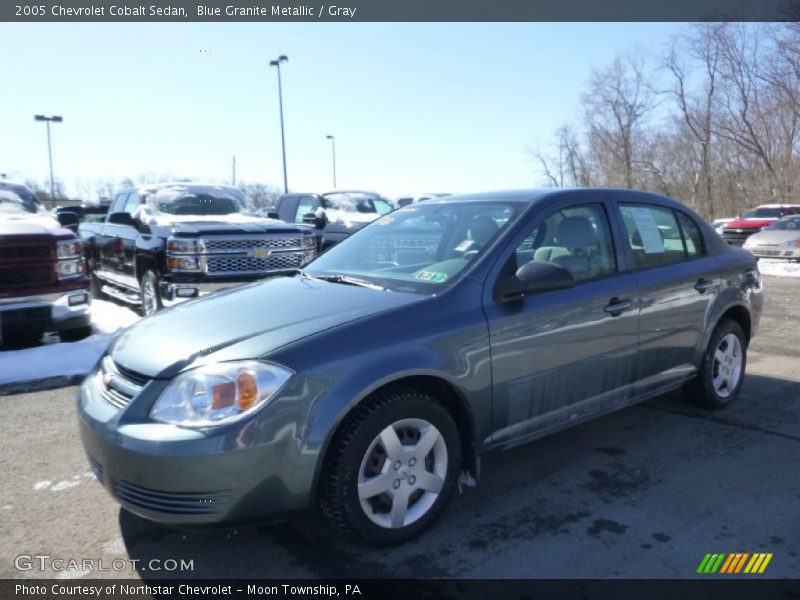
(322, 192, 393, 215)
(147, 186, 252, 216)
(766, 217, 800, 230)
(742, 207, 786, 219)
(0, 187, 43, 215)
(305, 201, 520, 294)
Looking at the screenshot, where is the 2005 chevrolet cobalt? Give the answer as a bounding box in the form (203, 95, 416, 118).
(78, 189, 762, 545)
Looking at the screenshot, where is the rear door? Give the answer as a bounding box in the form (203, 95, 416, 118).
(614, 200, 720, 392)
(484, 194, 640, 447)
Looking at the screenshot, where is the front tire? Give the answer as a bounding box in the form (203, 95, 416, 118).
(685, 319, 747, 409)
(320, 389, 462, 545)
(140, 269, 162, 316)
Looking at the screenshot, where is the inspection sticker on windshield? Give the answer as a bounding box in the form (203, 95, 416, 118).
(630, 207, 665, 254)
(416, 271, 448, 283)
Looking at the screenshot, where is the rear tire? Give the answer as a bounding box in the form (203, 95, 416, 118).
(684, 319, 747, 410)
(140, 269, 162, 316)
(320, 388, 461, 546)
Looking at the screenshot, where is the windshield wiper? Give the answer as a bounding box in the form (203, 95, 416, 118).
(313, 274, 387, 291)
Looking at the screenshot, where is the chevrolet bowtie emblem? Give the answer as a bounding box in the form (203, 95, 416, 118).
(248, 248, 270, 259)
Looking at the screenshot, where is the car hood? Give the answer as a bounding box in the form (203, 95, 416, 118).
(143, 213, 305, 235)
(0, 213, 72, 237)
(725, 218, 774, 229)
(744, 229, 800, 246)
(109, 275, 420, 379)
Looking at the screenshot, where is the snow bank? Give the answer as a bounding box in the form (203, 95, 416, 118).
(758, 259, 800, 278)
(0, 300, 140, 386)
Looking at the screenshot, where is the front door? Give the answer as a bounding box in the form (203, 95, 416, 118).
(484, 196, 640, 447)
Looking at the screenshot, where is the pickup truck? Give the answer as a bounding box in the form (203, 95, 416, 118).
(271, 190, 393, 251)
(80, 182, 318, 315)
(0, 182, 91, 344)
(721, 204, 800, 246)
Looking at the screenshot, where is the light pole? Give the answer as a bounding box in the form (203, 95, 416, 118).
(326, 135, 337, 189)
(34, 114, 63, 205)
(269, 55, 289, 193)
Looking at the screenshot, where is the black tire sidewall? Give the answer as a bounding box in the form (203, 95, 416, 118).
(335, 395, 461, 545)
(698, 319, 747, 409)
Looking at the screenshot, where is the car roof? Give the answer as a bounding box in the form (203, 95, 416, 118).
(425, 188, 685, 208)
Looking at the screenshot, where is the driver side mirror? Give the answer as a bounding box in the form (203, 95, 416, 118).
(302, 212, 327, 230)
(56, 211, 80, 231)
(496, 261, 575, 302)
(107, 212, 139, 228)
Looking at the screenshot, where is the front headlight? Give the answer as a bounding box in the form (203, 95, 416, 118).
(57, 239, 83, 258)
(56, 258, 86, 279)
(150, 361, 293, 428)
(166, 238, 199, 253)
(302, 235, 317, 249)
(780, 239, 800, 248)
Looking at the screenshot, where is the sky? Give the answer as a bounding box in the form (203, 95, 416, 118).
(1, 22, 688, 200)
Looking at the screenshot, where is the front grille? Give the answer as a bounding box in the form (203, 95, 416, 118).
(722, 229, 757, 246)
(114, 363, 150, 387)
(100, 385, 134, 409)
(0, 245, 51, 259)
(98, 357, 148, 410)
(206, 253, 304, 274)
(0, 267, 53, 286)
(114, 479, 229, 515)
(203, 237, 302, 251)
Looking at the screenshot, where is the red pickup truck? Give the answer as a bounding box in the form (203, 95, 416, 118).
(721, 204, 800, 246)
(0, 183, 91, 345)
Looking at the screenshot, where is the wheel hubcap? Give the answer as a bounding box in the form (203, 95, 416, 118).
(712, 333, 743, 398)
(357, 418, 447, 529)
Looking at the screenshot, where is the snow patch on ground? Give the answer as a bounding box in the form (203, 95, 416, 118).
(758, 259, 800, 278)
(0, 300, 140, 386)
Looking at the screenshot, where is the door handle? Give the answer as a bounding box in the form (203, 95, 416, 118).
(694, 278, 715, 294)
(604, 297, 633, 316)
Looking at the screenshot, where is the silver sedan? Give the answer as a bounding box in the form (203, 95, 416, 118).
(743, 215, 800, 259)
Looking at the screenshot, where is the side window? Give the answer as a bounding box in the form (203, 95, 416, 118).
(620, 203, 687, 269)
(110, 192, 129, 214)
(676, 212, 704, 257)
(514, 203, 617, 283)
(122, 193, 142, 216)
(374, 199, 393, 215)
(294, 196, 320, 223)
(396, 197, 413, 208)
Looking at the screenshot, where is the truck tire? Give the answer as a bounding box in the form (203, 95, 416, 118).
(140, 269, 162, 316)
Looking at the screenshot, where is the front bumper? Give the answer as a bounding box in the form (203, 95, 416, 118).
(159, 280, 242, 308)
(0, 288, 91, 343)
(76, 365, 317, 526)
(746, 246, 800, 259)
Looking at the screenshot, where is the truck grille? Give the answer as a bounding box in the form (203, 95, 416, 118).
(0, 267, 53, 286)
(368, 236, 439, 265)
(206, 253, 304, 274)
(722, 229, 758, 246)
(203, 237, 302, 251)
(0, 245, 51, 259)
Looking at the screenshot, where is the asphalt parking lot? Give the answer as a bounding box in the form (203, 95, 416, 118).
(1, 275, 798, 580)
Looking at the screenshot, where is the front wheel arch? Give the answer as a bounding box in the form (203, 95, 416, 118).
(313, 375, 477, 507)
